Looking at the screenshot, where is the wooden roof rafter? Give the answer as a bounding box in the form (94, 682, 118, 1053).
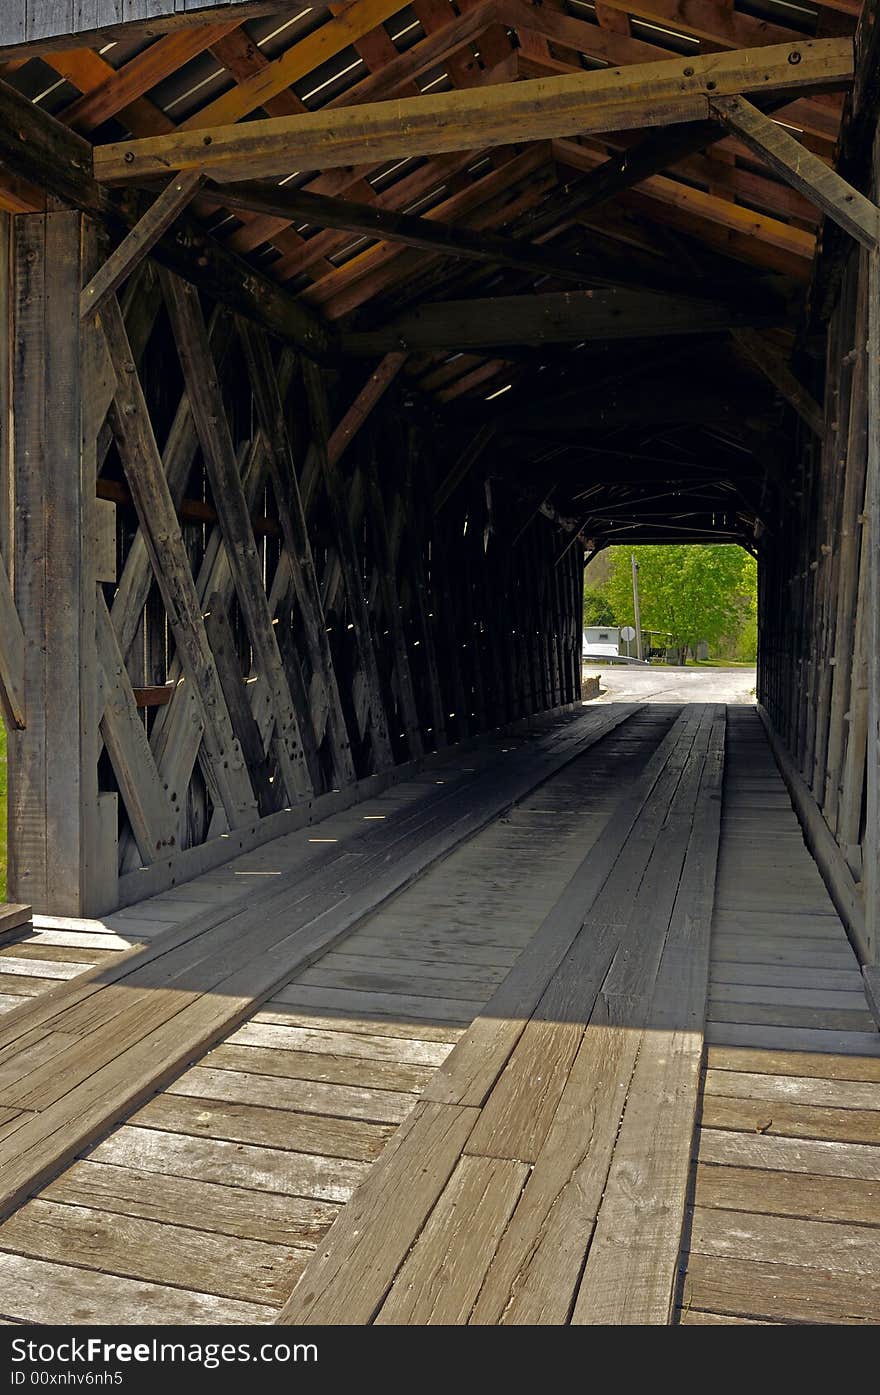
(0, 0, 867, 477)
(0, 4, 853, 311)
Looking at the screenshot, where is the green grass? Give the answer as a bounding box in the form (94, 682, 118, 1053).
(0, 723, 6, 901)
(692, 659, 757, 669)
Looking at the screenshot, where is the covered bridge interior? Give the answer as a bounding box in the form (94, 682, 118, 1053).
(0, 0, 877, 1327)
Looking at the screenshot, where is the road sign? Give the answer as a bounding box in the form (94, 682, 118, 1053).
(621, 626, 636, 642)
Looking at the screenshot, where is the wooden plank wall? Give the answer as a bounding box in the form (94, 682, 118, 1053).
(758, 118, 880, 968)
(2, 213, 583, 916)
(0, 3, 266, 49)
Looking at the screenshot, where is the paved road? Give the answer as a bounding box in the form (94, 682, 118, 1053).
(587, 663, 757, 706)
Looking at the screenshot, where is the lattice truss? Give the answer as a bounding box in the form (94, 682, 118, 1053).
(76, 263, 581, 877)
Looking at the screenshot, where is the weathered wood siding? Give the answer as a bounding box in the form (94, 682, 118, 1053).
(758, 104, 880, 966)
(0, 2, 270, 49)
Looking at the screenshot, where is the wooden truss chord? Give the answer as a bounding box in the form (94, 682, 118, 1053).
(92, 40, 855, 185)
(327, 354, 407, 467)
(202, 595, 283, 819)
(731, 330, 825, 437)
(434, 425, 496, 515)
(342, 287, 788, 356)
(137, 348, 300, 864)
(215, 179, 619, 288)
(364, 460, 425, 762)
(95, 594, 179, 865)
(109, 305, 233, 660)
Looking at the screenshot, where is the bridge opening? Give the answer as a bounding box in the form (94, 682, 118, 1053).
(583, 543, 758, 667)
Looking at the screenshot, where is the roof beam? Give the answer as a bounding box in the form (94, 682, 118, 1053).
(216, 178, 611, 289)
(0, 76, 331, 358)
(181, 0, 414, 130)
(554, 138, 816, 266)
(93, 39, 855, 186)
(60, 22, 242, 134)
(340, 287, 786, 355)
(711, 94, 880, 249)
(501, 0, 843, 151)
(731, 329, 825, 435)
(525, 94, 796, 239)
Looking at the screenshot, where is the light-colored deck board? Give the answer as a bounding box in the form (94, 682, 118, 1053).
(706, 1044, 880, 1081)
(693, 1163, 880, 1226)
(234, 1016, 457, 1060)
(0, 1199, 307, 1306)
(703, 1067, 880, 1110)
(376, 1156, 529, 1325)
(700, 1093, 880, 1144)
(165, 1063, 414, 1124)
(92, 1126, 370, 1203)
(680, 1253, 880, 1324)
(199, 1042, 435, 1093)
(696, 1126, 880, 1179)
(42, 1160, 339, 1246)
(134, 1094, 396, 1161)
(0, 1250, 275, 1325)
(689, 1204, 880, 1274)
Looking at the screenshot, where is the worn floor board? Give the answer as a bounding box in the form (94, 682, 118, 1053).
(677, 707, 880, 1326)
(0, 1249, 275, 1324)
(0, 1200, 308, 1306)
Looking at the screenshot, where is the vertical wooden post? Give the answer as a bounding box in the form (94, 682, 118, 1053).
(864, 241, 880, 963)
(0, 214, 11, 572)
(8, 211, 103, 915)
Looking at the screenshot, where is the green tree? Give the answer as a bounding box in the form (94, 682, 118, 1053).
(582, 586, 617, 627)
(603, 545, 756, 662)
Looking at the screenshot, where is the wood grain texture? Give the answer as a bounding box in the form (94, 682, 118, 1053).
(279, 1103, 479, 1324)
(94, 41, 854, 183)
(376, 1156, 528, 1324)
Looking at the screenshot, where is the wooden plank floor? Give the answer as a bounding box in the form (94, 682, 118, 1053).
(0, 703, 674, 1324)
(0, 699, 876, 1324)
(677, 706, 880, 1325)
(0, 700, 647, 1243)
(282, 702, 726, 1324)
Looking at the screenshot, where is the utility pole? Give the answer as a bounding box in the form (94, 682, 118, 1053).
(631, 553, 644, 660)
